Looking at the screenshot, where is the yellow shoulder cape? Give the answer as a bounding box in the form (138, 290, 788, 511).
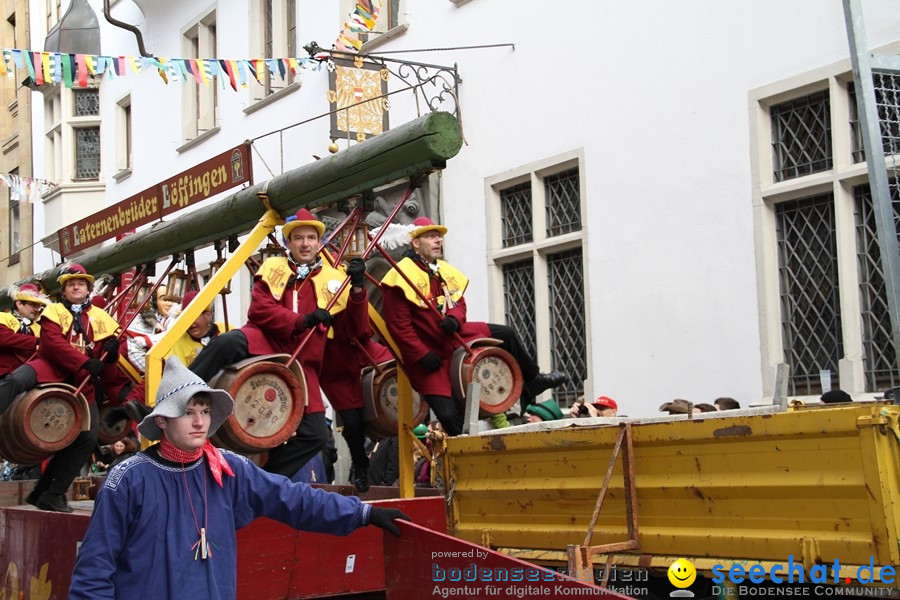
(0, 312, 20, 333)
(310, 262, 350, 316)
(380, 257, 468, 308)
(257, 257, 294, 301)
(257, 257, 350, 315)
(0, 312, 41, 336)
(170, 322, 233, 368)
(42, 303, 120, 340)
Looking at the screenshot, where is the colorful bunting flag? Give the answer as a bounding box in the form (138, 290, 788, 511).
(0, 174, 58, 203)
(334, 0, 382, 54)
(0, 33, 383, 91)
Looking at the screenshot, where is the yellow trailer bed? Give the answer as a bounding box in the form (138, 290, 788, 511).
(442, 402, 900, 585)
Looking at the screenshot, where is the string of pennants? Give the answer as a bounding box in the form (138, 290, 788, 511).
(0, 0, 383, 91)
(336, 0, 382, 52)
(0, 174, 57, 203)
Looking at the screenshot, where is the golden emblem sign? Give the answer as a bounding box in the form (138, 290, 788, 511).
(328, 57, 389, 141)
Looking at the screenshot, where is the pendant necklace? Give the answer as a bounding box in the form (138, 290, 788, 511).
(181, 462, 211, 560)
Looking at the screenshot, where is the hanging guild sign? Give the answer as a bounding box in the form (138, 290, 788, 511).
(328, 55, 389, 143)
(57, 143, 252, 257)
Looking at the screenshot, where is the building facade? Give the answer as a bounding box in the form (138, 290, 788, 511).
(22, 0, 900, 415)
(0, 0, 35, 283)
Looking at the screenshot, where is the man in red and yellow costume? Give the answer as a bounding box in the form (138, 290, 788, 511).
(0, 264, 121, 512)
(0, 283, 49, 377)
(190, 208, 370, 479)
(380, 217, 566, 436)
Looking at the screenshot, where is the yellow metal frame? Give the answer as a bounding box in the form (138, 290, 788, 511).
(367, 309, 415, 499)
(144, 208, 284, 407)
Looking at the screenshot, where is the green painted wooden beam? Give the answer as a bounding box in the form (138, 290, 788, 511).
(1, 111, 462, 307)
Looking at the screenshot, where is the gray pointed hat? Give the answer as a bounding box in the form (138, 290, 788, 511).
(138, 355, 234, 441)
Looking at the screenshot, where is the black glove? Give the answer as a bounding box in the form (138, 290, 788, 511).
(418, 351, 443, 373)
(82, 358, 104, 378)
(102, 337, 120, 363)
(303, 308, 333, 329)
(346, 257, 366, 288)
(368, 507, 411, 537)
(439, 315, 459, 335)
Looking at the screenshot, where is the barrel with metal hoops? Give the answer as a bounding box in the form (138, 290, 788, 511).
(361, 359, 429, 439)
(0, 383, 89, 465)
(450, 337, 523, 419)
(209, 354, 306, 454)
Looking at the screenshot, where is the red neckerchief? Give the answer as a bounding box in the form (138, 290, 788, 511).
(159, 438, 234, 487)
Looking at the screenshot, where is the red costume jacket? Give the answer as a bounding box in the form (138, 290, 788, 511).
(320, 334, 392, 412)
(28, 302, 120, 404)
(0, 312, 38, 376)
(241, 258, 370, 414)
(380, 257, 489, 397)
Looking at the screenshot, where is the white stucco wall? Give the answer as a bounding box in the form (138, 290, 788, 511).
(25, 0, 900, 415)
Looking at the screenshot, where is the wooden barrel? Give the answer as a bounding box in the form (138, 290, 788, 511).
(450, 338, 523, 418)
(97, 402, 131, 445)
(361, 360, 429, 439)
(0, 384, 86, 465)
(210, 354, 306, 453)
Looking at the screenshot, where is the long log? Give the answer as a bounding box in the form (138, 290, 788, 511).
(1, 111, 462, 306)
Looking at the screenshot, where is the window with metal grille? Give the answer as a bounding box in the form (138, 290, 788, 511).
(74, 88, 99, 116)
(545, 167, 582, 237)
(75, 127, 100, 179)
(849, 74, 900, 163)
(854, 182, 900, 392)
(548, 249, 586, 405)
(500, 182, 532, 248)
(850, 82, 864, 163)
(776, 193, 843, 395)
(502, 260, 537, 360)
(771, 91, 832, 182)
(492, 159, 587, 410)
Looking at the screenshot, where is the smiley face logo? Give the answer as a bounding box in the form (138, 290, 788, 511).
(667, 558, 696, 588)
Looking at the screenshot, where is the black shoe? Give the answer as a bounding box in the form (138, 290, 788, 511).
(35, 491, 73, 513)
(353, 470, 370, 493)
(24, 487, 42, 507)
(526, 371, 568, 396)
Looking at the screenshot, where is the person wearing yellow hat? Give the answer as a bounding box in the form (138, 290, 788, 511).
(380, 216, 567, 436)
(188, 207, 373, 481)
(0, 263, 122, 512)
(0, 283, 49, 377)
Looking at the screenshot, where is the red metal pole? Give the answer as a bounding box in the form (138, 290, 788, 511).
(105, 269, 145, 315)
